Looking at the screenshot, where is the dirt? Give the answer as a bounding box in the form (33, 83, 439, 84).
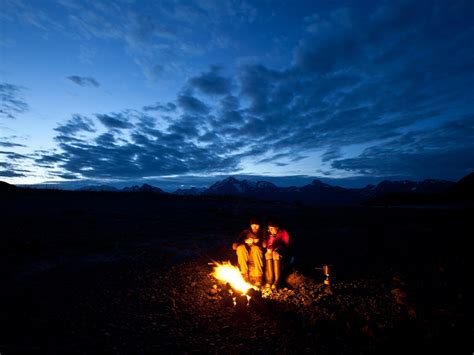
(0, 190, 470, 353)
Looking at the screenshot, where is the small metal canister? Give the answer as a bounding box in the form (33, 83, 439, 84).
(323, 265, 330, 285)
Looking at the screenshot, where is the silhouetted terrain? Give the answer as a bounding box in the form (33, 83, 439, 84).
(28, 172, 474, 207)
(0, 185, 471, 353)
(366, 172, 474, 206)
(51, 172, 472, 208)
(79, 183, 165, 193)
(197, 176, 459, 206)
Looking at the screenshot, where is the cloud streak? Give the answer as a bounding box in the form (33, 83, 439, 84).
(54, 114, 96, 135)
(3, 0, 258, 83)
(0, 149, 32, 178)
(188, 66, 232, 96)
(67, 75, 100, 87)
(0, 83, 29, 119)
(45, 111, 241, 179)
(0, 141, 26, 148)
(96, 113, 134, 130)
(332, 119, 474, 180)
(143, 102, 177, 112)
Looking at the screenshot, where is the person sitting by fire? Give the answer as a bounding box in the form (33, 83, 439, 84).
(263, 219, 290, 290)
(232, 217, 264, 287)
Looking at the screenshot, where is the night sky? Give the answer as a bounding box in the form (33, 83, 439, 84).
(1, 0, 473, 190)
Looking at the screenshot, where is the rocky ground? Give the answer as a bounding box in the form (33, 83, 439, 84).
(2, 244, 467, 354)
(0, 190, 470, 354)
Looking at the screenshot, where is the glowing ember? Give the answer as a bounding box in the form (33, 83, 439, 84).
(212, 261, 257, 294)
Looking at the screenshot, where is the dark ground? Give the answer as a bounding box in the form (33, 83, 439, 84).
(0, 189, 472, 354)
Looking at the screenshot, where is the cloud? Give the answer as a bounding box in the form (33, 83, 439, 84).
(56, 172, 80, 180)
(54, 114, 96, 135)
(0, 170, 26, 177)
(35, 109, 242, 179)
(2, 0, 260, 88)
(0, 141, 26, 148)
(127, 12, 176, 43)
(67, 75, 100, 87)
(257, 152, 294, 164)
(96, 112, 134, 129)
(332, 119, 474, 180)
(35, 154, 65, 168)
(134, 59, 165, 83)
(1, 0, 65, 32)
(321, 147, 342, 162)
(0, 150, 30, 161)
(159, 0, 257, 28)
(0, 151, 32, 177)
(177, 93, 210, 114)
(143, 102, 177, 112)
(238, 64, 285, 115)
(0, 83, 29, 119)
(188, 66, 231, 95)
(18, 1, 474, 182)
(220, 0, 474, 180)
(4, 0, 176, 81)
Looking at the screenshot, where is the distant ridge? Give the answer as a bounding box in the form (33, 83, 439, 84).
(3, 172, 472, 206)
(449, 172, 474, 199)
(78, 185, 118, 192)
(358, 179, 454, 199)
(77, 183, 165, 193)
(173, 187, 206, 196)
(0, 181, 16, 191)
(364, 173, 473, 206)
(122, 183, 165, 193)
(194, 175, 458, 206)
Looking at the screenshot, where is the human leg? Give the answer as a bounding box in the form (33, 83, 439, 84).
(249, 245, 263, 286)
(236, 245, 250, 280)
(265, 250, 274, 287)
(272, 250, 281, 290)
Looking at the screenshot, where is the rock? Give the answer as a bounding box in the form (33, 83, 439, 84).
(323, 286, 333, 296)
(392, 275, 407, 287)
(407, 306, 417, 319)
(390, 288, 407, 304)
(362, 325, 375, 338)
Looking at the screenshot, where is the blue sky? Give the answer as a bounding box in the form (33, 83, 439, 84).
(1, 0, 473, 190)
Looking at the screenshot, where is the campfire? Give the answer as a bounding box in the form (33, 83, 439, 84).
(212, 261, 257, 295)
(211, 261, 261, 310)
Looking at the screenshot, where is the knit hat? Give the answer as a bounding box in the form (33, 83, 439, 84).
(267, 219, 279, 228)
(249, 217, 260, 225)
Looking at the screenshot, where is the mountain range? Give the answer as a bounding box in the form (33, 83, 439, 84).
(78, 183, 164, 193)
(2, 172, 473, 206)
(196, 176, 462, 206)
(78, 173, 469, 206)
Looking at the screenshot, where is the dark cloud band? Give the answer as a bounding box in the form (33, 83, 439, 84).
(67, 76, 100, 88)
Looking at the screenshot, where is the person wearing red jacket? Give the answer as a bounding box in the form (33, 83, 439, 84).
(232, 217, 264, 287)
(263, 219, 290, 290)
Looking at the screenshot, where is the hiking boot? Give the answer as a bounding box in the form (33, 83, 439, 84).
(272, 259, 281, 290)
(249, 275, 262, 287)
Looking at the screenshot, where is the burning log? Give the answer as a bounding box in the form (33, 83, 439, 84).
(210, 261, 264, 315)
(211, 261, 257, 295)
(235, 294, 250, 310)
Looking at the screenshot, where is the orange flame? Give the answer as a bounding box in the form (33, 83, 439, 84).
(212, 261, 256, 294)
